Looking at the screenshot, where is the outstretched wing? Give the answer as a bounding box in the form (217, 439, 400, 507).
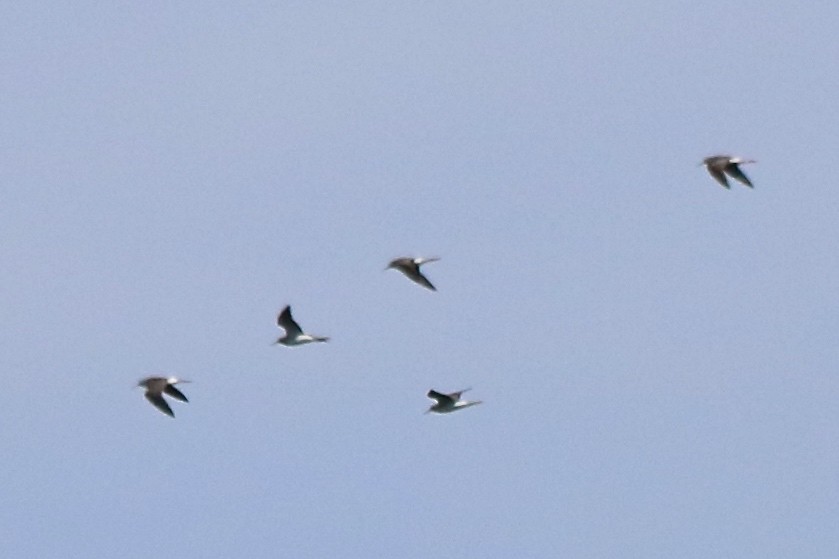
(145, 393, 174, 417)
(706, 166, 730, 188)
(277, 306, 303, 336)
(411, 269, 437, 291)
(725, 163, 753, 187)
(164, 384, 189, 403)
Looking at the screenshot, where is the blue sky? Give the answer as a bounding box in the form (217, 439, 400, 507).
(2, 2, 839, 557)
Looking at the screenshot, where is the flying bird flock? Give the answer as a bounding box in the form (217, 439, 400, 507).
(138, 159, 756, 417)
(138, 255, 482, 417)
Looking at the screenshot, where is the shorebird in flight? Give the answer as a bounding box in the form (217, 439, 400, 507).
(702, 155, 756, 188)
(387, 257, 440, 291)
(425, 388, 482, 414)
(138, 377, 189, 418)
(275, 305, 329, 346)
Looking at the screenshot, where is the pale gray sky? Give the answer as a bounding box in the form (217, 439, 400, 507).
(2, 2, 839, 557)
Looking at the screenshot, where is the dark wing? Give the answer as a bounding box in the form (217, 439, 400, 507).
(411, 269, 436, 291)
(706, 166, 730, 188)
(725, 163, 753, 187)
(277, 306, 303, 336)
(145, 393, 174, 417)
(164, 384, 189, 403)
(427, 390, 455, 404)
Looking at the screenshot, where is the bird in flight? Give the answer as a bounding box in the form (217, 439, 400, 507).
(702, 155, 756, 188)
(275, 305, 329, 346)
(138, 377, 189, 418)
(425, 388, 482, 414)
(387, 257, 440, 291)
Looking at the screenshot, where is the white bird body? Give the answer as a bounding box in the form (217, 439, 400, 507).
(279, 333, 328, 346)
